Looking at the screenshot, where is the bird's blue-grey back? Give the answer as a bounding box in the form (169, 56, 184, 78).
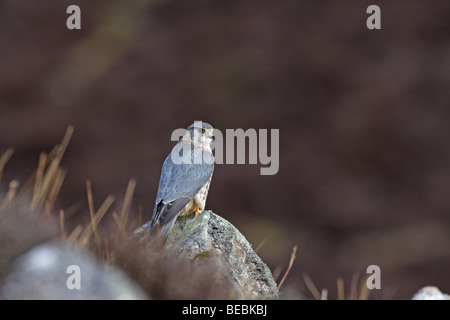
(149, 140, 214, 241)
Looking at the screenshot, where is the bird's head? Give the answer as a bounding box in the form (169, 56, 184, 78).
(185, 121, 215, 150)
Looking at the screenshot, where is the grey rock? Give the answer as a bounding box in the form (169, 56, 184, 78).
(0, 242, 148, 300)
(411, 286, 450, 300)
(162, 210, 279, 299)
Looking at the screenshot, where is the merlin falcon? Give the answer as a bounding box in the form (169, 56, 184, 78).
(146, 121, 215, 244)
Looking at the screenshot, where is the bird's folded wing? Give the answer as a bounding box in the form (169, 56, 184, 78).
(150, 146, 214, 228)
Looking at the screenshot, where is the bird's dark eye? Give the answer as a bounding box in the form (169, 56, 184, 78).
(202, 128, 206, 134)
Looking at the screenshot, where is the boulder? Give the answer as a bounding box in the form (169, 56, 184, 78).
(411, 286, 450, 300)
(137, 210, 279, 299)
(0, 242, 148, 300)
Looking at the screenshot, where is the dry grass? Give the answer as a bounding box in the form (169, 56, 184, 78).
(303, 272, 371, 300)
(0, 128, 69, 278)
(277, 245, 297, 290)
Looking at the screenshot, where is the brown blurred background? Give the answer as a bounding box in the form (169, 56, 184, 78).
(0, 0, 449, 299)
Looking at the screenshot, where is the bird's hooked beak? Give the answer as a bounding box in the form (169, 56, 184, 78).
(206, 129, 215, 143)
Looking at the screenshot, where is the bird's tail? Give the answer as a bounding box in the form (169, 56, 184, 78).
(152, 218, 176, 247)
(132, 218, 175, 250)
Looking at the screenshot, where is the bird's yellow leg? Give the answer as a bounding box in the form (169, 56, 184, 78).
(194, 208, 202, 215)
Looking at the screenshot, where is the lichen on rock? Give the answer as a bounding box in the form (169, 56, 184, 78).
(162, 210, 279, 299)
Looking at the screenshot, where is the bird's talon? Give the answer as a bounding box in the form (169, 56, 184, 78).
(194, 208, 202, 215)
